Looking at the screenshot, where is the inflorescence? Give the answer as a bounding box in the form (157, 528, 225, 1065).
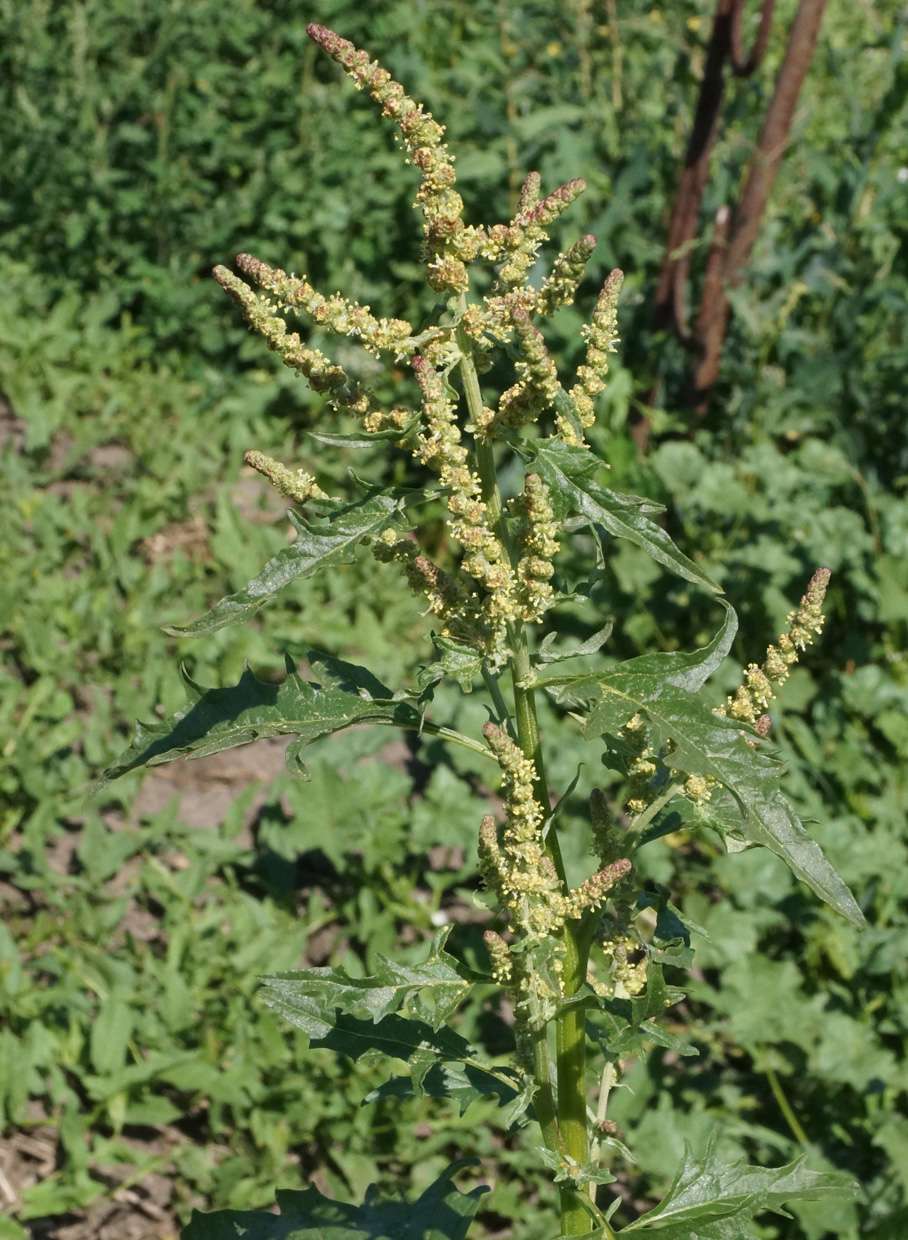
(478, 723, 630, 1035)
(217, 25, 622, 672)
(211, 24, 835, 1134)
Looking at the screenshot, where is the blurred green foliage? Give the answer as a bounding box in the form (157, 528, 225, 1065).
(1, 0, 906, 1236)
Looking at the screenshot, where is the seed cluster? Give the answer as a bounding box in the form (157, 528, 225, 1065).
(510, 474, 560, 624)
(244, 452, 328, 505)
(308, 23, 486, 294)
(563, 269, 623, 443)
(214, 28, 631, 669)
(720, 568, 831, 726)
(621, 713, 661, 816)
(478, 724, 630, 1030)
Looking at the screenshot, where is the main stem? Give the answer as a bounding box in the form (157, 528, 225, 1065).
(456, 312, 592, 1236)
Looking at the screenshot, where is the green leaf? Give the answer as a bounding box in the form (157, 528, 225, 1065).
(366, 1057, 524, 1117)
(528, 439, 721, 594)
(419, 635, 485, 692)
(536, 620, 615, 667)
(94, 653, 420, 791)
(308, 416, 419, 448)
(182, 1160, 488, 1240)
(620, 1134, 859, 1237)
(261, 928, 473, 1031)
(591, 964, 697, 1061)
(164, 488, 418, 637)
(543, 601, 737, 702)
(306, 1010, 471, 1065)
(545, 644, 863, 926)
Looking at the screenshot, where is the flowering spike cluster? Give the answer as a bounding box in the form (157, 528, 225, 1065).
(244, 451, 328, 505)
(602, 938, 649, 998)
(362, 406, 414, 435)
(235, 252, 414, 361)
(483, 928, 514, 986)
(410, 355, 514, 647)
(510, 474, 560, 623)
(217, 30, 631, 670)
(493, 308, 562, 431)
(563, 861, 632, 921)
(720, 568, 831, 725)
(562, 268, 624, 443)
(372, 529, 481, 640)
(307, 24, 486, 292)
(536, 235, 598, 318)
(486, 176, 587, 292)
(213, 264, 356, 400)
(586, 798, 646, 1001)
(589, 787, 624, 866)
(478, 724, 630, 1028)
(620, 713, 662, 816)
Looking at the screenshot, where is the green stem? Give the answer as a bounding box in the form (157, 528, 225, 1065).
(555, 934, 592, 1233)
(375, 719, 495, 762)
(456, 314, 591, 1235)
(571, 1189, 618, 1240)
(627, 780, 683, 835)
(766, 1065, 810, 1147)
(481, 665, 516, 739)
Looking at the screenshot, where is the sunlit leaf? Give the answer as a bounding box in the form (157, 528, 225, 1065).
(543, 638, 863, 925)
(621, 1134, 858, 1236)
(261, 928, 473, 1032)
(165, 487, 421, 637)
(528, 439, 721, 594)
(95, 653, 419, 790)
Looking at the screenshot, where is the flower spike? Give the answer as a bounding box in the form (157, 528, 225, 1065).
(307, 25, 486, 292)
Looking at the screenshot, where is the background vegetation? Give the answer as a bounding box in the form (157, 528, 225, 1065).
(1, 1, 905, 1237)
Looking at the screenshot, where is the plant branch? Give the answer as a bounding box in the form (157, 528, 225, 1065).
(455, 305, 593, 1233)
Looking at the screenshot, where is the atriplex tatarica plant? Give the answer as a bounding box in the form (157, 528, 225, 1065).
(99, 25, 863, 1240)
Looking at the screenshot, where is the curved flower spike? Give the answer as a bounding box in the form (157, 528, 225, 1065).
(307, 25, 486, 292)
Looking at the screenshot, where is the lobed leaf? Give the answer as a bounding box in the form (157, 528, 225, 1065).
(366, 1057, 524, 1117)
(543, 631, 863, 925)
(94, 652, 420, 791)
(261, 927, 473, 1032)
(164, 487, 420, 637)
(620, 1134, 858, 1236)
(591, 964, 697, 1061)
(183, 1160, 488, 1240)
(528, 439, 722, 595)
(418, 635, 485, 693)
(290, 1008, 470, 1064)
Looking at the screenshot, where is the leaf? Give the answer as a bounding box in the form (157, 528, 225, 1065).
(544, 644, 863, 926)
(536, 620, 615, 667)
(306, 1010, 471, 1065)
(94, 653, 420, 791)
(419, 635, 485, 692)
(307, 416, 419, 448)
(591, 964, 697, 1061)
(621, 1134, 859, 1237)
(182, 1160, 488, 1240)
(261, 928, 473, 1031)
(365, 1057, 524, 1117)
(544, 602, 737, 704)
(528, 439, 721, 595)
(164, 487, 418, 637)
